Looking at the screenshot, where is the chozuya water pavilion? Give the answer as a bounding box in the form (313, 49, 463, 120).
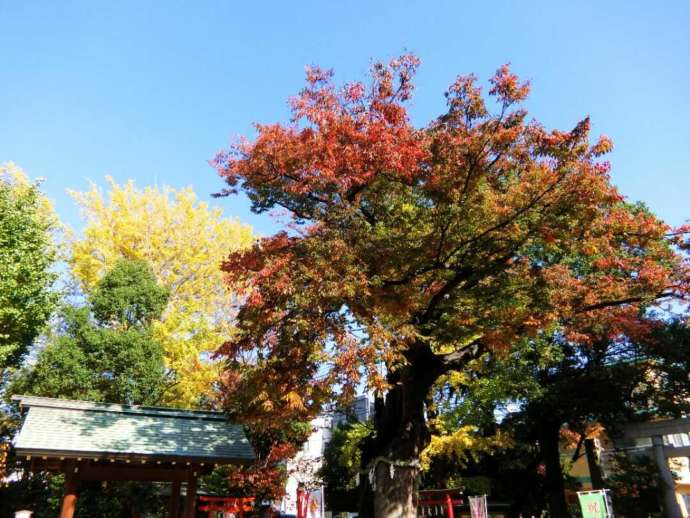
(11, 395, 255, 518)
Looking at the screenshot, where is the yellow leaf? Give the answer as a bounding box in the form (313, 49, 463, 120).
(68, 178, 254, 407)
(283, 390, 306, 411)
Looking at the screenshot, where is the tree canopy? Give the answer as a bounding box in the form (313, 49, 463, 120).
(213, 55, 689, 516)
(0, 163, 58, 376)
(68, 178, 254, 407)
(11, 258, 170, 406)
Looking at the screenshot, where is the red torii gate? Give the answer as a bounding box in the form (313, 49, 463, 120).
(198, 496, 254, 518)
(417, 488, 464, 518)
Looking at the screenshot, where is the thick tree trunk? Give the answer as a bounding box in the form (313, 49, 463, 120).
(357, 340, 483, 517)
(540, 423, 570, 518)
(361, 347, 441, 518)
(373, 462, 418, 518)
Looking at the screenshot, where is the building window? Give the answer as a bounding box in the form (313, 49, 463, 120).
(665, 433, 690, 447)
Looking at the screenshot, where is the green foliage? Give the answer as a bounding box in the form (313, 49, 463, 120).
(91, 259, 169, 328)
(318, 420, 373, 512)
(10, 310, 102, 402)
(425, 319, 690, 516)
(0, 471, 165, 518)
(11, 260, 170, 405)
(68, 480, 165, 518)
(605, 453, 662, 517)
(416, 338, 549, 495)
(640, 319, 690, 417)
(446, 475, 491, 495)
(0, 471, 53, 518)
(12, 317, 168, 405)
(321, 421, 373, 491)
(0, 163, 58, 374)
(433, 337, 553, 432)
(199, 465, 234, 496)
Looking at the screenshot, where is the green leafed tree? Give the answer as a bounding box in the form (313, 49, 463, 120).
(11, 258, 170, 405)
(319, 420, 374, 513)
(0, 163, 59, 377)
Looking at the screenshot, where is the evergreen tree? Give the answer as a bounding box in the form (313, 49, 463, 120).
(11, 258, 170, 405)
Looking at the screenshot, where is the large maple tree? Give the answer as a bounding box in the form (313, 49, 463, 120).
(214, 56, 688, 517)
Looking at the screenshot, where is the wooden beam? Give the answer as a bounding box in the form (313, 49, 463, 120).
(78, 464, 191, 482)
(183, 469, 198, 518)
(169, 481, 180, 518)
(15, 449, 249, 467)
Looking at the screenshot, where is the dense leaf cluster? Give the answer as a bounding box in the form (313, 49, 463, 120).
(0, 164, 58, 375)
(213, 54, 689, 513)
(11, 259, 170, 405)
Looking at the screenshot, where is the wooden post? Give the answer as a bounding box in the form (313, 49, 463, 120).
(584, 438, 605, 489)
(445, 492, 454, 518)
(183, 469, 198, 518)
(59, 473, 80, 518)
(169, 480, 180, 518)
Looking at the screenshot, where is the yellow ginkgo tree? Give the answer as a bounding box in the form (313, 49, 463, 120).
(68, 178, 254, 407)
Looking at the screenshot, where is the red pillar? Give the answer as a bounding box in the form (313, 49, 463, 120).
(59, 474, 80, 518)
(445, 493, 454, 518)
(297, 487, 302, 518)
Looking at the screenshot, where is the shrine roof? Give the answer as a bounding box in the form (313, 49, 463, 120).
(11, 395, 254, 464)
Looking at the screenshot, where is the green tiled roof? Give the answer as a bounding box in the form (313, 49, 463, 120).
(11, 396, 254, 463)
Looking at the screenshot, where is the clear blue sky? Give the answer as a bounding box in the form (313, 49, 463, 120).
(1, 1, 688, 236)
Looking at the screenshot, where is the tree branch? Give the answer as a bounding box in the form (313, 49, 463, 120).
(437, 338, 485, 372)
(576, 291, 675, 313)
(571, 431, 586, 463)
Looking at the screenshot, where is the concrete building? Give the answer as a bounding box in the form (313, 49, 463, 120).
(278, 395, 374, 517)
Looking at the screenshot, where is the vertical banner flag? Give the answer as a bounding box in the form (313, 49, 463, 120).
(307, 488, 324, 518)
(577, 490, 615, 518)
(469, 495, 488, 518)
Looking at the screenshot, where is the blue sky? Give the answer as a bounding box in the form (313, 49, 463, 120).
(1, 1, 688, 237)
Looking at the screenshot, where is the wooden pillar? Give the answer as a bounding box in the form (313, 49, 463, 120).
(183, 469, 198, 518)
(445, 493, 454, 518)
(59, 473, 80, 518)
(169, 480, 181, 518)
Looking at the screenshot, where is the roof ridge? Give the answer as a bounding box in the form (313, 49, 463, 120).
(11, 395, 226, 420)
